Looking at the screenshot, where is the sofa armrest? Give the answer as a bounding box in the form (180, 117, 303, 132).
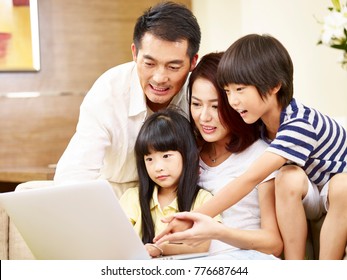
(0, 207, 9, 260)
(9, 221, 35, 260)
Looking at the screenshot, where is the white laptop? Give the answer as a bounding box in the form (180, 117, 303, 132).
(0, 180, 208, 260)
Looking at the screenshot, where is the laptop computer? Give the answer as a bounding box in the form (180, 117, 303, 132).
(0, 180, 208, 260)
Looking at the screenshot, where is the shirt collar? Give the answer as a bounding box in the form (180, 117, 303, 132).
(128, 63, 147, 117)
(169, 78, 189, 113)
(260, 98, 297, 144)
(150, 186, 178, 211)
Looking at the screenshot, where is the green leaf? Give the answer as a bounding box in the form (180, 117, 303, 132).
(331, 0, 341, 11)
(331, 44, 346, 50)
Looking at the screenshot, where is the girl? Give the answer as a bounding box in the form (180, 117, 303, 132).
(120, 108, 213, 258)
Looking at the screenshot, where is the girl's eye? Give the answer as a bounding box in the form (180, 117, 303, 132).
(163, 154, 171, 159)
(144, 157, 152, 162)
(212, 104, 218, 109)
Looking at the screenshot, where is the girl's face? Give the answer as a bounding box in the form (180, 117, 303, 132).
(190, 78, 230, 143)
(144, 149, 183, 191)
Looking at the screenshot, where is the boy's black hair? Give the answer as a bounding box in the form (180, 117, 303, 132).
(135, 107, 201, 244)
(217, 34, 294, 109)
(133, 1, 201, 61)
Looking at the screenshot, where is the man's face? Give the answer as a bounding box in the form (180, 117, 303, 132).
(132, 33, 198, 112)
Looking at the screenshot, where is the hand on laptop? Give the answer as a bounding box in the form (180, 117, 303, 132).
(145, 243, 164, 258)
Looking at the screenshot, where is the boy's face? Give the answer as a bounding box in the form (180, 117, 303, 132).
(132, 33, 198, 112)
(224, 84, 277, 124)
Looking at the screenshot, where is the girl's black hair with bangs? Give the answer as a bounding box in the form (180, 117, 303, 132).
(135, 107, 201, 244)
(217, 34, 294, 109)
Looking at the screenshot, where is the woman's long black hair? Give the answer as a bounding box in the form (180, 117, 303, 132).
(188, 52, 260, 153)
(135, 107, 201, 244)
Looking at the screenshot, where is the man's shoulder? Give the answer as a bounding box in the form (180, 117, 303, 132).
(120, 186, 139, 200)
(84, 61, 138, 102)
(99, 61, 136, 80)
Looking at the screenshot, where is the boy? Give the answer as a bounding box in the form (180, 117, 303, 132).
(155, 34, 347, 260)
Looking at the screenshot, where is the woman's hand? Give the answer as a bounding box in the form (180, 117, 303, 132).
(154, 212, 221, 247)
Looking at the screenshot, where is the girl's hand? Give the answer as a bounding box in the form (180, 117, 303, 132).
(145, 243, 164, 258)
(155, 212, 220, 247)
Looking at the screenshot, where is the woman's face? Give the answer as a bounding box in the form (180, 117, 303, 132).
(190, 78, 230, 143)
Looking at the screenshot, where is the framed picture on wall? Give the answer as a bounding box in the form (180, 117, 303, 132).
(0, 0, 40, 72)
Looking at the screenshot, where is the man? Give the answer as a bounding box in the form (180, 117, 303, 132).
(54, 2, 201, 198)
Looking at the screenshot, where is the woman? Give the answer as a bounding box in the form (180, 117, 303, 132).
(181, 52, 283, 259)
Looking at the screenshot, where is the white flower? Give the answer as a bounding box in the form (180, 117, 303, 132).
(321, 10, 347, 46)
(317, 0, 347, 69)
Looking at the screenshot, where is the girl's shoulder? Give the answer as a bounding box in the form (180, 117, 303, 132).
(196, 188, 214, 201)
(194, 189, 222, 222)
(191, 188, 212, 210)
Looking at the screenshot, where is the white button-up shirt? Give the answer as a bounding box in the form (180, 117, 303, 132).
(54, 61, 189, 197)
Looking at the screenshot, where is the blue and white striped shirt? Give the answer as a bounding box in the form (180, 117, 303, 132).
(263, 98, 347, 189)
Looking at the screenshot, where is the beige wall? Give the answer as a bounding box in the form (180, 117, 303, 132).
(192, 0, 347, 126)
(0, 0, 191, 95)
(1, 0, 345, 123)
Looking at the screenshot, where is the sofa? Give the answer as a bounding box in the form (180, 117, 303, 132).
(0, 180, 346, 260)
(0, 181, 53, 260)
(0, 93, 84, 259)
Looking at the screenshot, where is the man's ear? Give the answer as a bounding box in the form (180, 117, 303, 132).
(189, 54, 199, 72)
(131, 43, 137, 61)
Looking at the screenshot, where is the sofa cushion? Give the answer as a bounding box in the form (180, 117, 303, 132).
(9, 221, 34, 260)
(0, 207, 9, 260)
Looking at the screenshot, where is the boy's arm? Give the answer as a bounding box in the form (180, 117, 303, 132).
(195, 151, 287, 217)
(211, 179, 283, 256)
(154, 151, 287, 243)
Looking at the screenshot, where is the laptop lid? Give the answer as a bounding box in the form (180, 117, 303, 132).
(0, 180, 150, 260)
